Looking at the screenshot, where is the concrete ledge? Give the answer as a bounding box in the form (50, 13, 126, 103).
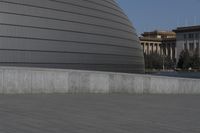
(0, 67, 200, 94)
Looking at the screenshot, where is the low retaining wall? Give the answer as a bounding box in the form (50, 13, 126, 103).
(0, 67, 200, 94)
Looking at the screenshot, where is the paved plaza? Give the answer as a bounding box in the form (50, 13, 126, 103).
(0, 94, 200, 133)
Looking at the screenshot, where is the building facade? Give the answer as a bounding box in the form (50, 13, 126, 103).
(173, 26, 200, 62)
(140, 31, 176, 60)
(0, 0, 144, 73)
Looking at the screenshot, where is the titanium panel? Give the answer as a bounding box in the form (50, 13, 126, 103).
(0, 0, 144, 73)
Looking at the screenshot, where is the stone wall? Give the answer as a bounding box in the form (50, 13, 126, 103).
(0, 67, 200, 94)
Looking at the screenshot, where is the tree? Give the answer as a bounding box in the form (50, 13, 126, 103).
(144, 52, 174, 70)
(177, 49, 200, 70)
(164, 56, 175, 69)
(177, 51, 185, 69)
(191, 49, 200, 69)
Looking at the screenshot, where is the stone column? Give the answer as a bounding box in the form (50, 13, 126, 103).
(153, 43, 155, 53)
(151, 43, 153, 53)
(147, 43, 149, 55)
(158, 43, 161, 54)
(170, 43, 173, 59)
(164, 43, 167, 56)
(174, 43, 176, 60)
(155, 43, 158, 54)
(149, 43, 152, 54)
(160, 44, 163, 56)
(142, 43, 145, 53)
(145, 43, 148, 54)
(145, 44, 146, 54)
(168, 44, 171, 57)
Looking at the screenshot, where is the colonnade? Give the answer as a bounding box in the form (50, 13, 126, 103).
(141, 42, 176, 59)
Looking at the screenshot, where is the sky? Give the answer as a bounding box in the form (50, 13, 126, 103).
(117, 0, 200, 34)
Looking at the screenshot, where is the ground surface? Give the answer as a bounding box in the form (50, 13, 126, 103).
(0, 94, 200, 133)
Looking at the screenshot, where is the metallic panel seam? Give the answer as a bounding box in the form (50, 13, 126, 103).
(80, 0, 124, 14)
(48, 0, 128, 20)
(0, 49, 144, 59)
(0, 23, 138, 42)
(0, 11, 134, 34)
(0, 36, 142, 50)
(0, 0, 133, 28)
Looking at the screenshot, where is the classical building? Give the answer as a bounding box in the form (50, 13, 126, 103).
(140, 31, 176, 60)
(0, 0, 144, 73)
(173, 25, 200, 61)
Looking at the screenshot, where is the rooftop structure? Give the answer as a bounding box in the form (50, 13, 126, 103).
(174, 25, 200, 33)
(142, 31, 176, 39)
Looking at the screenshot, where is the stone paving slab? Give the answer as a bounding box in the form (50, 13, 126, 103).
(0, 94, 200, 133)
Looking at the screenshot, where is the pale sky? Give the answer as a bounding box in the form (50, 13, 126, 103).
(117, 0, 200, 34)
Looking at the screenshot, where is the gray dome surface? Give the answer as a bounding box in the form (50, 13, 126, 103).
(0, 0, 144, 73)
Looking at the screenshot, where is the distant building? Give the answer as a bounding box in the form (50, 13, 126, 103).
(173, 26, 200, 61)
(140, 25, 200, 66)
(140, 31, 176, 60)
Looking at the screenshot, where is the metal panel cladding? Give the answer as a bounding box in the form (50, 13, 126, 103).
(0, 0, 144, 73)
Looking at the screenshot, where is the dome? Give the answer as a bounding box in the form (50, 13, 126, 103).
(0, 0, 144, 73)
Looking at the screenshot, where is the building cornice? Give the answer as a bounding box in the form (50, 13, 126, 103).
(140, 37, 176, 42)
(173, 25, 200, 33)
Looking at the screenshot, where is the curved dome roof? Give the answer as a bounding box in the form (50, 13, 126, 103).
(0, 0, 144, 73)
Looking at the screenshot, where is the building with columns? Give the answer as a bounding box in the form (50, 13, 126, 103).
(140, 31, 176, 60)
(173, 26, 200, 62)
